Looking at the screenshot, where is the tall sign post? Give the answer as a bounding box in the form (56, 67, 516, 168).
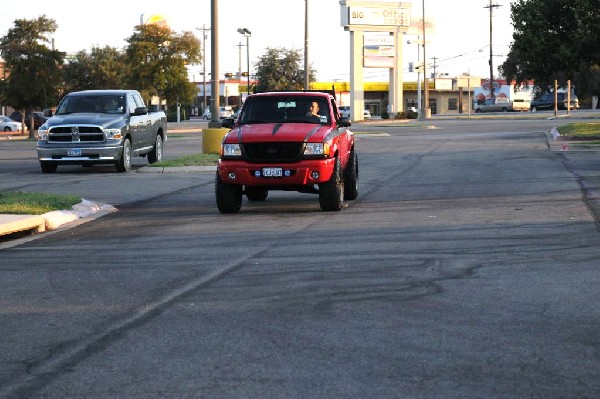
(340, 1, 412, 121)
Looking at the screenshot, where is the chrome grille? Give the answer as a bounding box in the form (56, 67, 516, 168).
(48, 126, 104, 143)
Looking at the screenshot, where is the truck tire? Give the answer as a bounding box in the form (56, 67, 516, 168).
(147, 134, 163, 164)
(344, 151, 359, 201)
(246, 187, 268, 201)
(40, 161, 58, 173)
(319, 157, 344, 211)
(115, 138, 132, 173)
(216, 172, 242, 213)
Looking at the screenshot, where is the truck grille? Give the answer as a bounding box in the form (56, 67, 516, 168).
(242, 142, 304, 163)
(48, 126, 105, 143)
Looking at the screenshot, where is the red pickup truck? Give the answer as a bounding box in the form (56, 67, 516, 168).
(216, 91, 358, 212)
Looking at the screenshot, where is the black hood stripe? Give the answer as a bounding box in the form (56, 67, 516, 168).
(272, 123, 283, 135)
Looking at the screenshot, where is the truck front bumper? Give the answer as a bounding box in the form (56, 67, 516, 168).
(37, 143, 122, 163)
(217, 158, 336, 186)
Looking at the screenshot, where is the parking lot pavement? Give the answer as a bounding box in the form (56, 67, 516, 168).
(2, 116, 600, 244)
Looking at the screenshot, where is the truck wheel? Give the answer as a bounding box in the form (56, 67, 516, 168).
(502, 107, 508, 112)
(147, 134, 163, 164)
(475, 108, 481, 113)
(115, 138, 132, 173)
(344, 151, 359, 201)
(215, 172, 242, 213)
(246, 187, 268, 201)
(3, 127, 11, 132)
(40, 161, 58, 173)
(319, 157, 344, 211)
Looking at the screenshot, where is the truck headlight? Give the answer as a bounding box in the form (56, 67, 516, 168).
(104, 128, 123, 139)
(37, 128, 48, 140)
(222, 143, 242, 157)
(304, 143, 324, 155)
(304, 142, 330, 157)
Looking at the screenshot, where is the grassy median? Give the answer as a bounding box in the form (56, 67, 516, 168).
(557, 122, 600, 138)
(0, 191, 81, 215)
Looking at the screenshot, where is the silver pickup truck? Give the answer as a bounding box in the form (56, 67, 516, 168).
(474, 97, 530, 113)
(37, 90, 167, 173)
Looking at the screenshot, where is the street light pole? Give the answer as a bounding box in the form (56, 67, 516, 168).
(209, 0, 220, 127)
(196, 25, 210, 115)
(421, 0, 430, 119)
(304, 0, 309, 90)
(237, 28, 251, 96)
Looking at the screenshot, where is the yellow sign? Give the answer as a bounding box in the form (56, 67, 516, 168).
(142, 14, 168, 27)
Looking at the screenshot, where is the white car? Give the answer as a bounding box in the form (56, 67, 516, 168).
(339, 106, 371, 120)
(203, 106, 234, 120)
(0, 115, 27, 133)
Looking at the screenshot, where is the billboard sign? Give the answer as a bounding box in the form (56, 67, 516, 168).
(348, 7, 411, 27)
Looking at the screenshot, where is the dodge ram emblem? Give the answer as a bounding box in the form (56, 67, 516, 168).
(71, 126, 80, 142)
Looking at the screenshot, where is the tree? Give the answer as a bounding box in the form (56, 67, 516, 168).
(254, 47, 316, 92)
(124, 24, 201, 107)
(500, 0, 600, 102)
(62, 46, 126, 93)
(0, 16, 64, 137)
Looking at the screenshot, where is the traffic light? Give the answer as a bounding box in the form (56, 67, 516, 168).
(241, 72, 249, 77)
(224, 72, 233, 79)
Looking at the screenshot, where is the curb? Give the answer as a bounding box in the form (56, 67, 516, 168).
(0, 199, 117, 250)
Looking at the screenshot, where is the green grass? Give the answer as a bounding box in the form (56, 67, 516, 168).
(0, 191, 81, 215)
(150, 152, 219, 167)
(557, 122, 600, 138)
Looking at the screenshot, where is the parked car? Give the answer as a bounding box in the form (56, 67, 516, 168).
(9, 111, 47, 130)
(203, 106, 234, 120)
(530, 92, 579, 111)
(339, 105, 371, 120)
(0, 116, 28, 133)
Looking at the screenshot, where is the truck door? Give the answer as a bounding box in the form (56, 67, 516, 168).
(128, 93, 151, 151)
(330, 99, 351, 165)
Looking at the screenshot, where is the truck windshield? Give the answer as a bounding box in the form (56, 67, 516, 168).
(56, 95, 126, 115)
(239, 96, 330, 125)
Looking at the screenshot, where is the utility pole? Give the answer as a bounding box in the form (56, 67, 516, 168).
(431, 56, 438, 78)
(236, 42, 245, 80)
(484, 0, 501, 99)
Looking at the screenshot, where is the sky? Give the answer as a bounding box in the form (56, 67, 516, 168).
(0, 0, 515, 83)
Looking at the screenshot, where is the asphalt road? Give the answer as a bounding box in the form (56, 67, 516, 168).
(1, 117, 599, 398)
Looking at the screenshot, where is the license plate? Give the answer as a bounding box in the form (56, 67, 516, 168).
(68, 148, 82, 156)
(262, 167, 283, 177)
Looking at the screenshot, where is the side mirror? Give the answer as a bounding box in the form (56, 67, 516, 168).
(133, 106, 148, 116)
(339, 117, 351, 127)
(221, 118, 235, 129)
(43, 109, 53, 117)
